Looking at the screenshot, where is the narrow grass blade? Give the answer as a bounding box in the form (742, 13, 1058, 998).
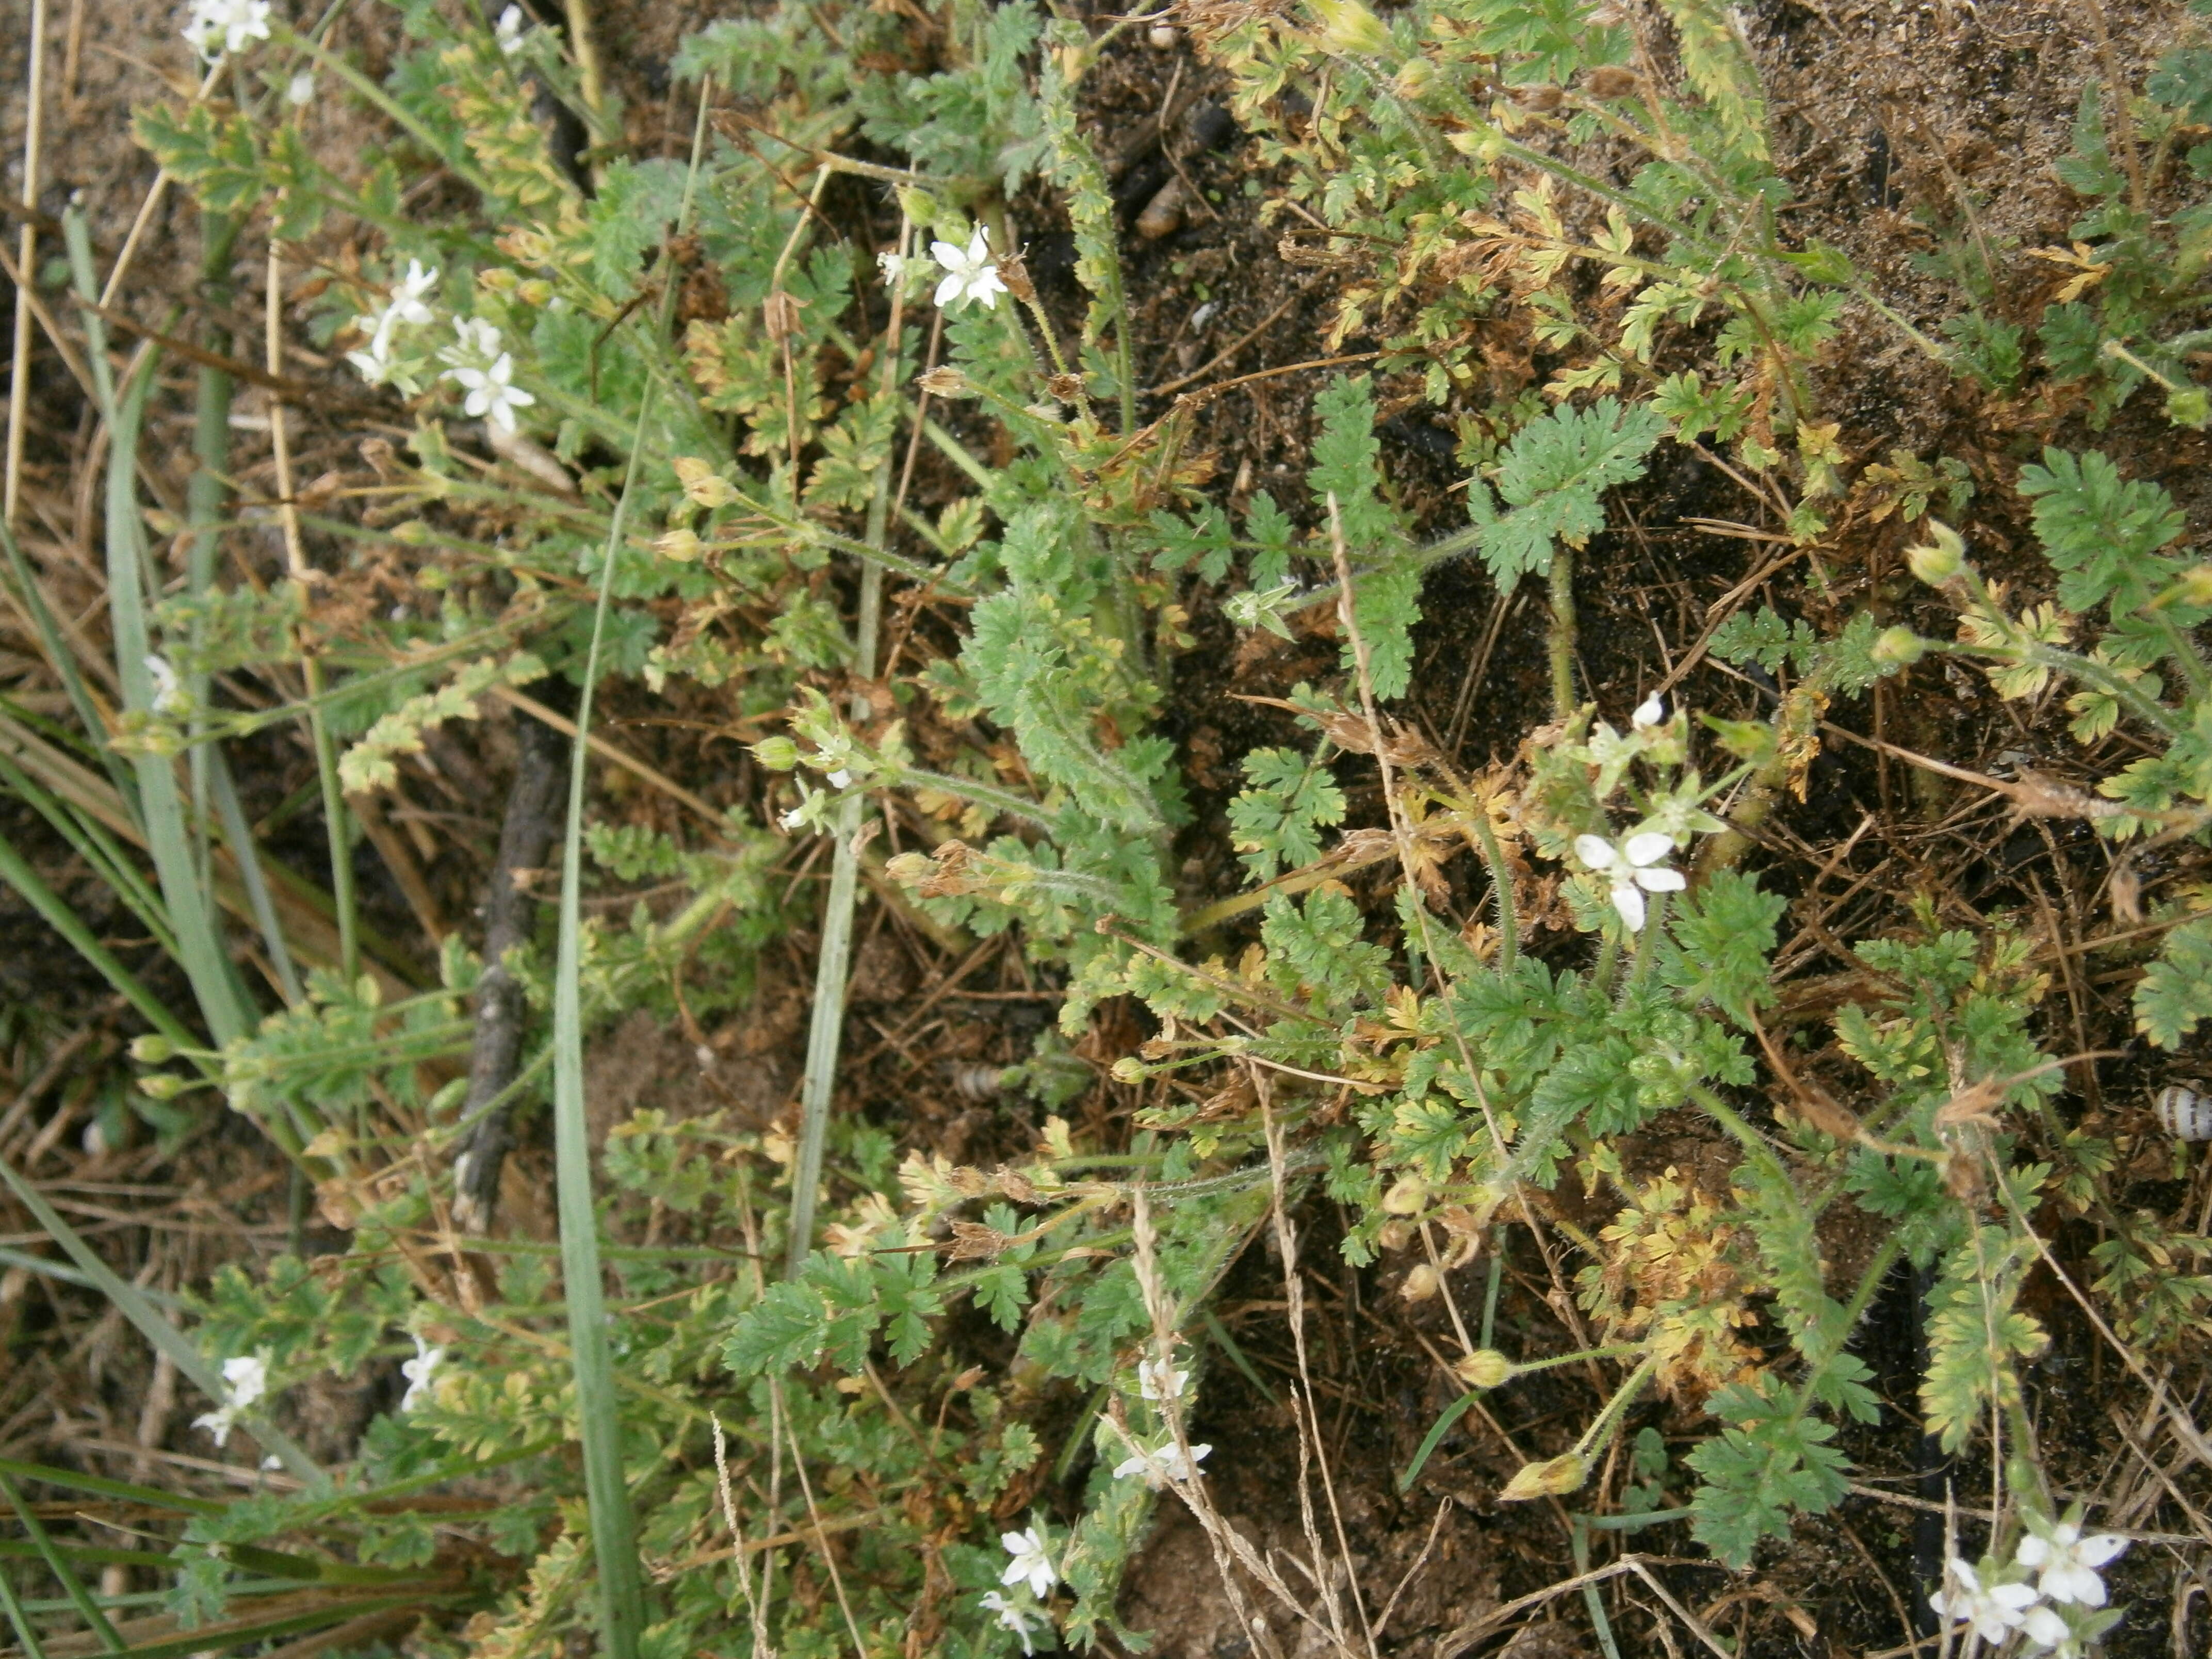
(0, 1249, 185, 1308)
(0, 747, 180, 962)
(0, 1565, 48, 1659)
(63, 212, 253, 1047)
(1396, 1390, 1477, 1493)
(209, 747, 303, 1004)
(0, 1150, 321, 1485)
(786, 799, 861, 1275)
(549, 393, 655, 1659)
(0, 1457, 221, 1515)
(0, 1471, 126, 1652)
(0, 515, 135, 818)
(0, 821, 198, 1050)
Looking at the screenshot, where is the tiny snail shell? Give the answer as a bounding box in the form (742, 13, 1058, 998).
(951, 1064, 1012, 1102)
(2153, 1082, 2212, 1142)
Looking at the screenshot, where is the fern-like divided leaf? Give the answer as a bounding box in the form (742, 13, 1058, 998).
(1469, 398, 1667, 591)
(2137, 916, 2212, 1048)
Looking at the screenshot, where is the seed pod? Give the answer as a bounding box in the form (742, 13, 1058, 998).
(2154, 1082, 2212, 1142)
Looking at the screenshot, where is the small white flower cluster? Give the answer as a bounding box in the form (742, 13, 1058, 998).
(1930, 1521, 2130, 1655)
(182, 0, 270, 63)
(1111, 1433, 1209, 1487)
(191, 1352, 269, 1449)
(144, 654, 190, 717)
(399, 1334, 444, 1412)
(880, 226, 1007, 313)
(346, 260, 440, 388)
(437, 317, 536, 434)
(495, 4, 528, 55)
(982, 1525, 1058, 1654)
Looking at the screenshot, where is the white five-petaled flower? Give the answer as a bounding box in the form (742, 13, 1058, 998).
(826, 769, 853, 789)
(1572, 831, 1684, 934)
(496, 4, 527, 54)
(999, 1526, 1056, 1598)
(930, 227, 1009, 312)
(191, 1352, 270, 1449)
(1111, 1435, 1210, 1487)
(399, 1335, 445, 1412)
(182, 0, 271, 62)
(878, 250, 916, 289)
(449, 352, 535, 432)
(980, 1591, 1047, 1655)
(1928, 1558, 2039, 1645)
(1632, 692, 1664, 728)
(144, 654, 188, 715)
(2016, 1521, 2128, 1607)
(348, 261, 441, 383)
(1137, 1355, 1189, 1404)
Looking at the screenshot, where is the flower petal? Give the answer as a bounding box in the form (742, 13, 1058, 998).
(1573, 834, 1617, 871)
(2015, 1536, 2051, 1568)
(1623, 831, 1674, 868)
(1635, 866, 1686, 893)
(2077, 1533, 2128, 1567)
(1610, 881, 1647, 933)
(934, 271, 964, 308)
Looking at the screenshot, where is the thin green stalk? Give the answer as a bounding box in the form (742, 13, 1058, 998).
(551, 389, 656, 1659)
(1548, 544, 1577, 721)
(1468, 808, 1518, 972)
(210, 749, 304, 1004)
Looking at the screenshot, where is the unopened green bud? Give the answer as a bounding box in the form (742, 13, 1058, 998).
(673, 456, 739, 509)
(129, 1034, 174, 1063)
(2177, 565, 2212, 607)
(653, 525, 704, 563)
(751, 736, 801, 771)
(1872, 625, 1928, 666)
(1110, 1055, 1148, 1083)
(1906, 521, 1967, 585)
(895, 187, 941, 231)
(1454, 1349, 1516, 1390)
(139, 1073, 186, 1100)
(1392, 57, 1435, 99)
(1500, 1451, 1588, 1501)
(2167, 385, 2210, 430)
(1310, 0, 1393, 57)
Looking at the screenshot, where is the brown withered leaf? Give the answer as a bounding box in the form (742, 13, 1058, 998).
(947, 1220, 1010, 1261)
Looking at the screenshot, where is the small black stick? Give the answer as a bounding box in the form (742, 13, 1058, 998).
(453, 687, 572, 1232)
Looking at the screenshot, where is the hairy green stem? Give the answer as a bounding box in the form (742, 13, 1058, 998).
(1548, 543, 1577, 721)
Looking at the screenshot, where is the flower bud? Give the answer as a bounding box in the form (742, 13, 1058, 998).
(139, 1073, 186, 1100)
(1110, 1055, 1149, 1083)
(2177, 564, 2212, 607)
(896, 187, 941, 230)
(1582, 66, 1643, 99)
(1906, 521, 1967, 585)
(884, 850, 934, 885)
(1392, 57, 1434, 99)
(130, 1034, 174, 1063)
(1380, 1174, 1429, 1215)
(653, 525, 704, 563)
(1453, 1349, 1516, 1389)
(1375, 1220, 1412, 1253)
(1398, 1263, 1442, 1303)
(751, 736, 801, 771)
(918, 366, 974, 398)
(1871, 625, 1927, 666)
(673, 456, 738, 510)
(1500, 1451, 1588, 1501)
(1310, 0, 1393, 58)
(997, 249, 1038, 307)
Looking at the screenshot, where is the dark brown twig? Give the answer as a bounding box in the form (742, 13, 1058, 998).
(452, 687, 573, 1232)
